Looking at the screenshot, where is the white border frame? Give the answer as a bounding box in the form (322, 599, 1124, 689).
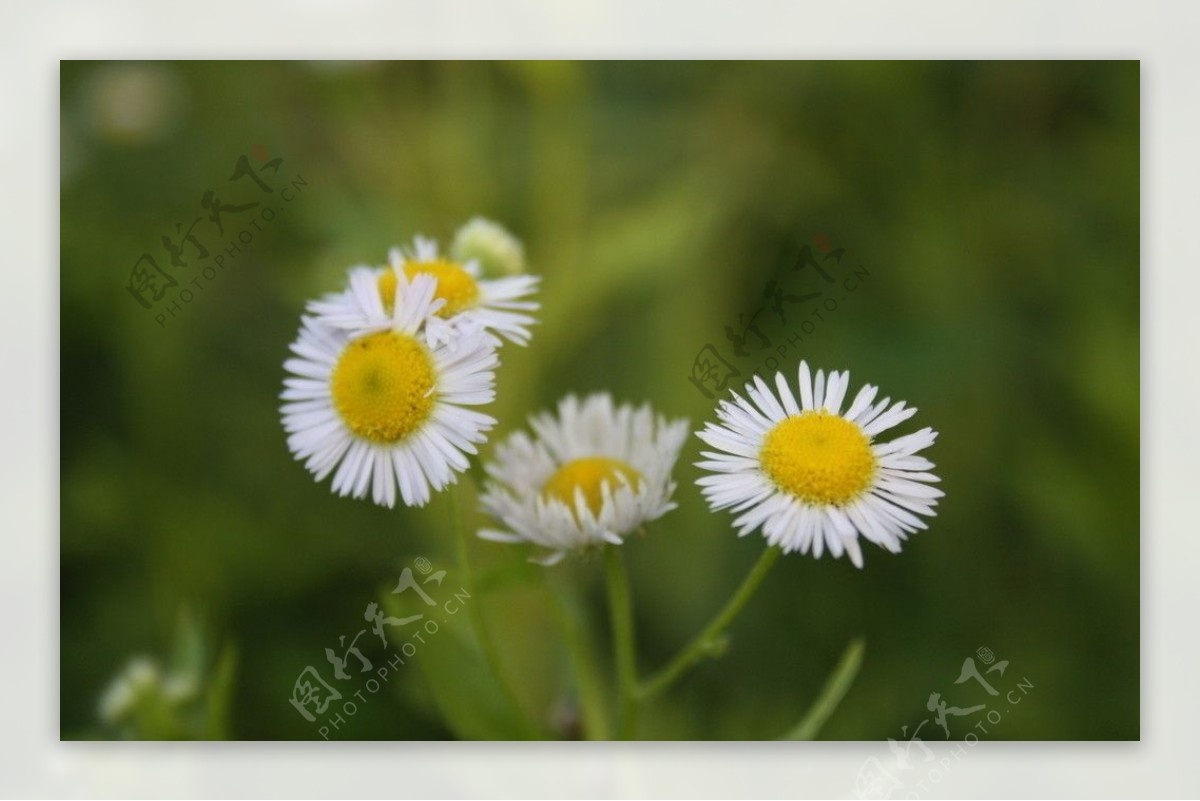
(7, 0, 1194, 796)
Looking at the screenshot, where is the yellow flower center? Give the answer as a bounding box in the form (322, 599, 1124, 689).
(759, 411, 875, 506)
(541, 457, 643, 519)
(330, 331, 436, 444)
(377, 260, 480, 317)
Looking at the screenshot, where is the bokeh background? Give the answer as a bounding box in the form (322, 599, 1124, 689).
(60, 60, 1139, 740)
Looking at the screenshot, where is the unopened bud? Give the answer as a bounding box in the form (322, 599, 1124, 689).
(451, 217, 526, 278)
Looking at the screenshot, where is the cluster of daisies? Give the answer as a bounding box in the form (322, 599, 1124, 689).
(281, 219, 943, 567)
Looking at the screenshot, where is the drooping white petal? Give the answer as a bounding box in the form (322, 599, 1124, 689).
(476, 393, 688, 565)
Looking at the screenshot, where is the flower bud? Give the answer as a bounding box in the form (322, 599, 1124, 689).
(451, 217, 526, 278)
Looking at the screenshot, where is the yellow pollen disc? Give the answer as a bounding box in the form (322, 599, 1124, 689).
(387, 259, 481, 317)
(760, 411, 875, 506)
(330, 331, 436, 444)
(541, 457, 643, 519)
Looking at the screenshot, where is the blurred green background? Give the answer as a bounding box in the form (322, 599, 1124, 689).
(60, 61, 1139, 740)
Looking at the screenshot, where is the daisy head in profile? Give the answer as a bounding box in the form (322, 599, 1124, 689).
(307, 220, 540, 347)
(477, 393, 690, 565)
(695, 361, 943, 568)
(280, 273, 499, 508)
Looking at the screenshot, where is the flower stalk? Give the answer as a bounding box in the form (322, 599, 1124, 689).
(604, 545, 639, 739)
(639, 546, 781, 700)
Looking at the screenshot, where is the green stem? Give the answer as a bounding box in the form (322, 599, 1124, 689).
(542, 572, 611, 740)
(780, 637, 866, 740)
(448, 487, 541, 739)
(639, 547, 781, 700)
(603, 546, 639, 739)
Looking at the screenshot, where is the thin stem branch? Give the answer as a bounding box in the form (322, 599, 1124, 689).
(639, 546, 782, 700)
(604, 545, 639, 739)
(780, 637, 866, 740)
(448, 486, 541, 739)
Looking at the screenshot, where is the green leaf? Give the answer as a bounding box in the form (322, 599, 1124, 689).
(203, 644, 238, 740)
(170, 608, 206, 682)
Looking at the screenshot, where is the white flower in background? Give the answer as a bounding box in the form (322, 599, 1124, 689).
(478, 393, 689, 565)
(84, 63, 183, 145)
(97, 656, 161, 724)
(451, 216, 527, 278)
(97, 656, 198, 725)
(695, 361, 943, 568)
(307, 229, 540, 347)
(280, 274, 498, 508)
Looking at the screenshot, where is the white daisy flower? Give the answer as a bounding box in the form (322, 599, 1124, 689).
(695, 361, 943, 568)
(478, 393, 690, 565)
(280, 273, 498, 508)
(307, 233, 540, 346)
